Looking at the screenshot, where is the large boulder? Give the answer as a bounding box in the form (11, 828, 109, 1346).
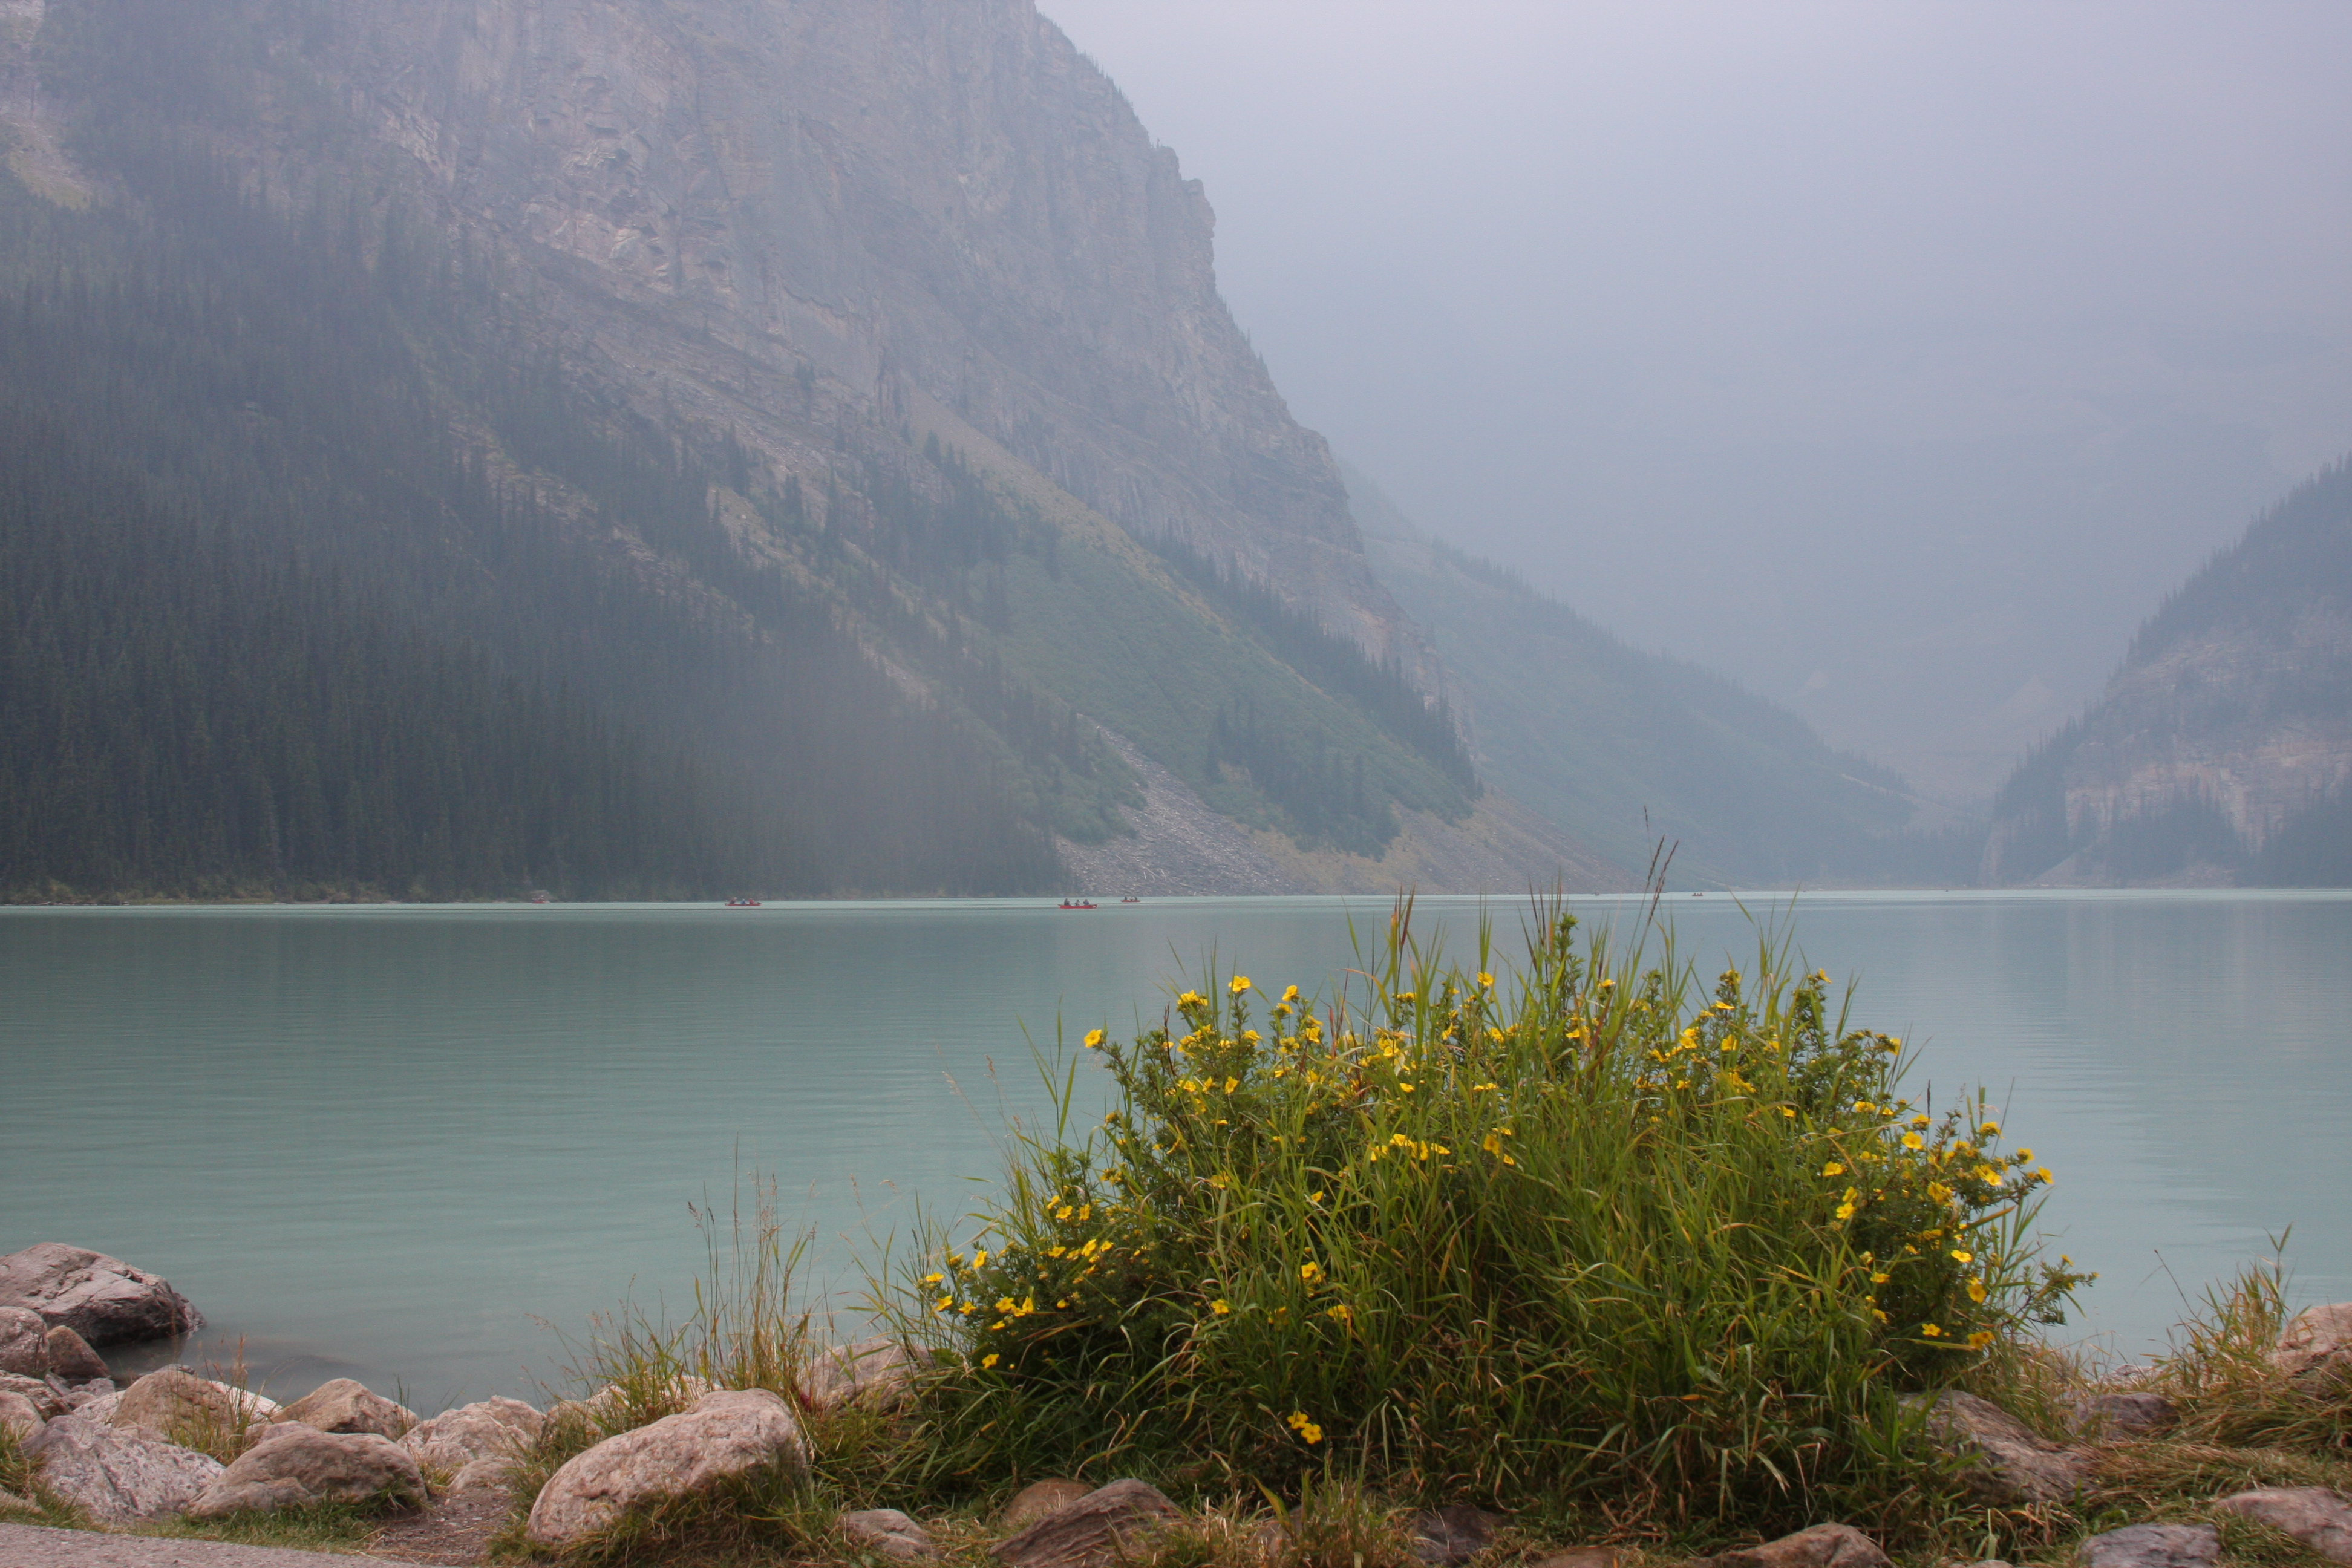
(400, 1396, 543, 1473)
(990, 1479, 1184, 1568)
(1915, 1390, 2094, 1504)
(525, 1387, 811, 1550)
(0, 1244, 201, 1346)
(1410, 1506, 1505, 1566)
(25, 1409, 224, 1521)
(0, 1308, 47, 1377)
(2078, 1525, 2219, 1568)
(0, 1389, 42, 1442)
(275, 1378, 414, 1439)
(44, 1327, 109, 1385)
(113, 1367, 278, 1443)
(2215, 1488, 2352, 1564)
(2273, 1304, 2352, 1387)
(1706, 1524, 1892, 1568)
(188, 1420, 427, 1519)
(802, 1337, 933, 1411)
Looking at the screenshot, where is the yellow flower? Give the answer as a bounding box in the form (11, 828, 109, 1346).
(921, 1272, 944, 1285)
(1901, 1132, 1924, 1150)
(1282, 984, 1301, 1004)
(1854, 1101, 1877, 1114)
(935, 1296, 953, 1312)
(1083, 1028, 1106, 1049)
(1285, 1411, 1324, 1443)
(1477, 972, 1495, 988)
(1176, 990, 1208, 1008)
(1967, 1276, 1988, 1303)
(2034, 1167, 2053, 1184)
(980, 1353, 1000, 1369)
(1927, 1181, 1954, 1203)
(973, 1249, 989, 1269)
(1870, 1272, 1890, 1284)
(995, 1297, 1016, 1313)
(1910, 1114, 1931, 1129)
(1968, 1330, 1994, 1349)
(1920, 1322, 1943, 1338)
(1325, 1303, 1352, 1324)
(1209, 1299, 1231, 1316)
(1822, 1161, 1846, 1177)
(1979, 1120, 2000, 1137)
(1299, 1261, 1324, 1284)
(1229, 975, 1252, 996)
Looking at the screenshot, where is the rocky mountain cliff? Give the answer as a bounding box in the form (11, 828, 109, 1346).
(1984, 457, 2352, 886)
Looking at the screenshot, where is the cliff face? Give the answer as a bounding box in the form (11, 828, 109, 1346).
(197, 0, 1417, 662)
(1984, 458, 2352, 886)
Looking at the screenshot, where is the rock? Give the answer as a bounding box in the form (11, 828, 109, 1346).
(841, 1506, 938, 1559)
(0, 1244, 202, 1345)
(401, 1396, 543, 1472)
(1529, 1551, 1619, 1568)
(25, 1409, 224, 1521)
(2077, 1524, 2220, 1568)
(546, 1374, 713, 1436)
(188, 1420, 428, 1519)
(70, 1389, 122, 1422)
(114, 1367, 277, 1442)
(1916, 1390, 2094, 1504)
(1001, 1480, 1094, 1533)
(0, 1309, 47, 1377)
(276, 1377, 415, 1439)
(2068, 1391, 2178, 1440)
(2215, 1488, 2352, 1563)
(1958, 1561, 2014, 1568)
(1706, 1524, 1892, 1568)
(990, 1478, 1184, 1568)
(445, 1455, 517, 1497)
(2273, 1304, 2352, 1387)
(0, 1374, 63, 1420)
(0, 1390, 42, 1441)
(803, 1337, 933, 1411)
(525, 1387, 811, 1550)
(43, 1327, 109, 1385)
(1410, 1505, 1505, 1566)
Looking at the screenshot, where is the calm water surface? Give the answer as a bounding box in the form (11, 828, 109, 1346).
(3, 891, 2346, 1411)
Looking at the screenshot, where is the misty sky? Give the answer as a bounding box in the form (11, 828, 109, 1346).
(1040, 0, 2352, 800)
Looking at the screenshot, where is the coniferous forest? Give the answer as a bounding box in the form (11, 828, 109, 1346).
(0, 142, 1064, 899)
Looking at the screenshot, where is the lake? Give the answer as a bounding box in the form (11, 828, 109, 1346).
(2, 890, 2346, 1413)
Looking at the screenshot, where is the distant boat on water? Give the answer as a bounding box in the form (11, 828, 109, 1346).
(1057, 899, 1097, 910)
(725, 898, 762, 907)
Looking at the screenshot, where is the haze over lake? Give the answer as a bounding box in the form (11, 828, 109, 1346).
(4, 891, 2345, 1413)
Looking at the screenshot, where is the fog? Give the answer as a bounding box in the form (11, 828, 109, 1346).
(1041, 0, 2352, 802)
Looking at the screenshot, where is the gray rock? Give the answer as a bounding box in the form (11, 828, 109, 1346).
(0, 1244, 201, 1346)
(0, 1310, 46, 1378)
(25, 1410, 224, 1522)
(2068, 1391, 2178, 1440)
(274, 1378, 414, 1439)
(113, 1367, 276, 1443)
(400, 1396, 542, 1473)
(1916, 1390, 2094, 1504)
(188, 1420, 427, 1519)
(2273, 1304, 2352, 1387)
(990, 1479, 1184, 1568)
(68, 1390, 121, 1422)
(2078, 1524, 2220, 1568)
(42, 1328, 107, 1386)
(999, 1480, 1093, 1533)
(0, 1375, 62, 1420)
(803, 1337, 933, 1411)
(444, 1455, 517, 1498)
(525, 1387, 811, 1550)
(2215, 1488, 2352, 1563)
(1410, 1506, 1505, 1566)
(841, 1506, 938, 1560)
(1705, 1524, 1892, 1568)
(0, 1390, 41, 1442)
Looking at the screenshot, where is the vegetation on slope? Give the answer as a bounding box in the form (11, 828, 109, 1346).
(1351, 478, 1971, 886)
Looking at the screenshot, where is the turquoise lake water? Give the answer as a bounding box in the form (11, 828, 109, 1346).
(2, 890, 2346, 1412)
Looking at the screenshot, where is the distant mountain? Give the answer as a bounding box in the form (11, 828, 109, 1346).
(1348, 468, 1975, 889)
(1983, 457, 2352, 886)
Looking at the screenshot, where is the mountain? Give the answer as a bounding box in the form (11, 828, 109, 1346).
(1982, 456, 2352, 886)
(0, 0, 1933, 900)
(1347, 468, 1976, 889)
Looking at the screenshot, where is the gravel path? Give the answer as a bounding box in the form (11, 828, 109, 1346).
(0, 1524, 368, 1567)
